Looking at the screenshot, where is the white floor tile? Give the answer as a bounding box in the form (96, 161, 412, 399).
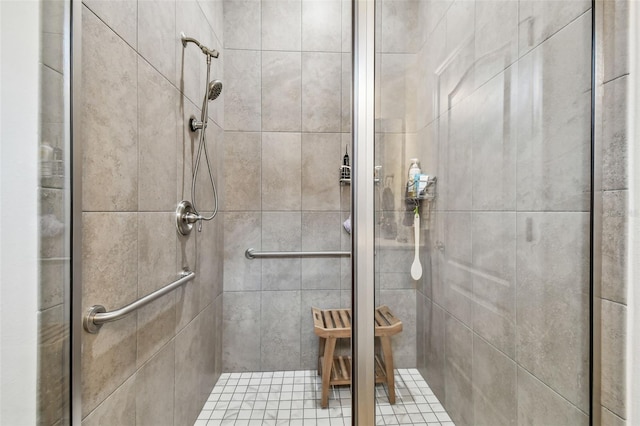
(195, 368, 453, 425)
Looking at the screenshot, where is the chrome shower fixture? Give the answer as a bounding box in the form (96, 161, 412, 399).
(181, 32, 219, 59)
(189, 80, 223, 131)
(176, 32, 222, 235)
(208, 80, 223, 101)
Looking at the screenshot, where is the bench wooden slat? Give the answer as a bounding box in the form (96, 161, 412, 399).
(339, 309, 351, 328)
(331, 309, 342, 329)
(323, 310, 335, 329)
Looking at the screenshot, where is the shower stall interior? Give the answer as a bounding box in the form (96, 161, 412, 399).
(33, 0, 608, 424)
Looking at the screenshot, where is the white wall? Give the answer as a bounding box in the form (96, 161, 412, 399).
(628, 3, 640, 423)
(0, 1, 40, 424)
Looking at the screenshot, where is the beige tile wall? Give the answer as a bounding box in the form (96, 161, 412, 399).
(221, 0, 358, 372)
(598, 0, 631, 423)
(80, 1, 224, 424)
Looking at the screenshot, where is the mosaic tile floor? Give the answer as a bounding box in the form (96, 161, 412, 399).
(194, 368, 454, 425)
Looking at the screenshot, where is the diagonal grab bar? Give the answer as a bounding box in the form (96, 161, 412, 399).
(83, 271, 195, 333)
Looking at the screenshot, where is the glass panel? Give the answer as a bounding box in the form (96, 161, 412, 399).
(38, 0, 71, 424)
(374, 0, 593, 424)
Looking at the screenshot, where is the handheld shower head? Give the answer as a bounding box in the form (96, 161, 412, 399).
(208, 80, 223, 101)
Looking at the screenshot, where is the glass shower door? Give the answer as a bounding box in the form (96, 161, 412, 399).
(371, 0, 594, 425)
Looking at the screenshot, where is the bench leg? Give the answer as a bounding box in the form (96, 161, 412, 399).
(321, 337, 336, 408)
(380, 336, 396, 404)
(318, 337, 325, 375)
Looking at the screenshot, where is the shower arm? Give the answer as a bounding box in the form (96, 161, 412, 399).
(181, 32, 219, 59)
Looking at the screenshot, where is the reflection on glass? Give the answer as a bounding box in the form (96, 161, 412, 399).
(38, 0, 71, 424)
(375, 0, 591, 424)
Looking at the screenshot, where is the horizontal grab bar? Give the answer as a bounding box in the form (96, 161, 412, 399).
(245, 248, 351, 259)
(83, 271, 196, 333)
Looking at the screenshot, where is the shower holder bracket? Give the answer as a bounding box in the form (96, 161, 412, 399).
(176, 200, 199, 235)
(189, 116, 205, 132)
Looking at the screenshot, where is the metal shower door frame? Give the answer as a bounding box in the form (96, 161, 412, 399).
(351, 0, 376, 424)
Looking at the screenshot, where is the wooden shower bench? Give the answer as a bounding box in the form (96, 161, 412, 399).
(311, 305, 403, 408)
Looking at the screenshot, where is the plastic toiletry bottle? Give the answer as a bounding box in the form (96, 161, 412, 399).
(342, 145, 350, 180)
(407, 159, 421, 197)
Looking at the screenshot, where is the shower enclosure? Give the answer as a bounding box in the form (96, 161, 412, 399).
(32, 0, 599, 424)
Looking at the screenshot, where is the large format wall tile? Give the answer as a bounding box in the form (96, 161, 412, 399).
(224, 0, 261, 50)
(302, 0, 341, 52)
(135, 343, 175, 426)
(176, 95, 201, 203)
(416, 22, 446, 129)
(262, 132, 302, 210)
(224, 49, 261, 131)
(138, 0, 176, 83)
(602, 76, 628, 191)
(262, 212, 302, 290)
(518, 0, 591, 56)
(39, 257, 65, 311)
(82, 0, 137, 48)
(516, 12, 592, 212)
(82, 213, 138, 313)
(41, 65, 64, 126)
(302, 53, 342, 132)
(82, 319, 137, 418)
(82, 212, 139, 417)
(474, 0, 518, 89)
(136, 213, 178, 367)
(82, 8, 138, 212)
(472, 336, 517, 426)
(471, 69, 516, 211)
(443, 99, 473, 211)
(197, 214, 224, 310)
(443, 212, 473, 327)
(601, 190, 628, 304)
(222, 132, 262, 211)
(37, 306, 65, 426)
(380, 0, 420, 54)
(223, 292, 261, 371)
(223, 212, 262, 291)
(380, 290, 417, 367)
(341, 53, 351, 132)
(39, 188, 66, 259)
(175, 316, 206, 426)
(601, 299, 626, 418)
(82, 375, 136, 426)
(301, 133, 341, 210)
(516, 212, 590, 411)
(602, 407, 626, 426)
(138, 58, 179, 212)
(379, 54, 416, 133)
(517, 367, 589, 425)
(472, 212, 516, 358)
(261, 291, 302, 370)
(603, 0, 629, 82)
(444, 314, 473, 426)
(421, 299, 446, 402)
(262, 51, 302, 131)
(175, 231, 200, 331)
(262, 0, 302, 51)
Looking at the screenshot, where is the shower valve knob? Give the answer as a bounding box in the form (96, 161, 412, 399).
(176, 200, 201, 235)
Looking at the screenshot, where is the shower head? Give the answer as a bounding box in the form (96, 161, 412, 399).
(208, 80, 223, 101)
